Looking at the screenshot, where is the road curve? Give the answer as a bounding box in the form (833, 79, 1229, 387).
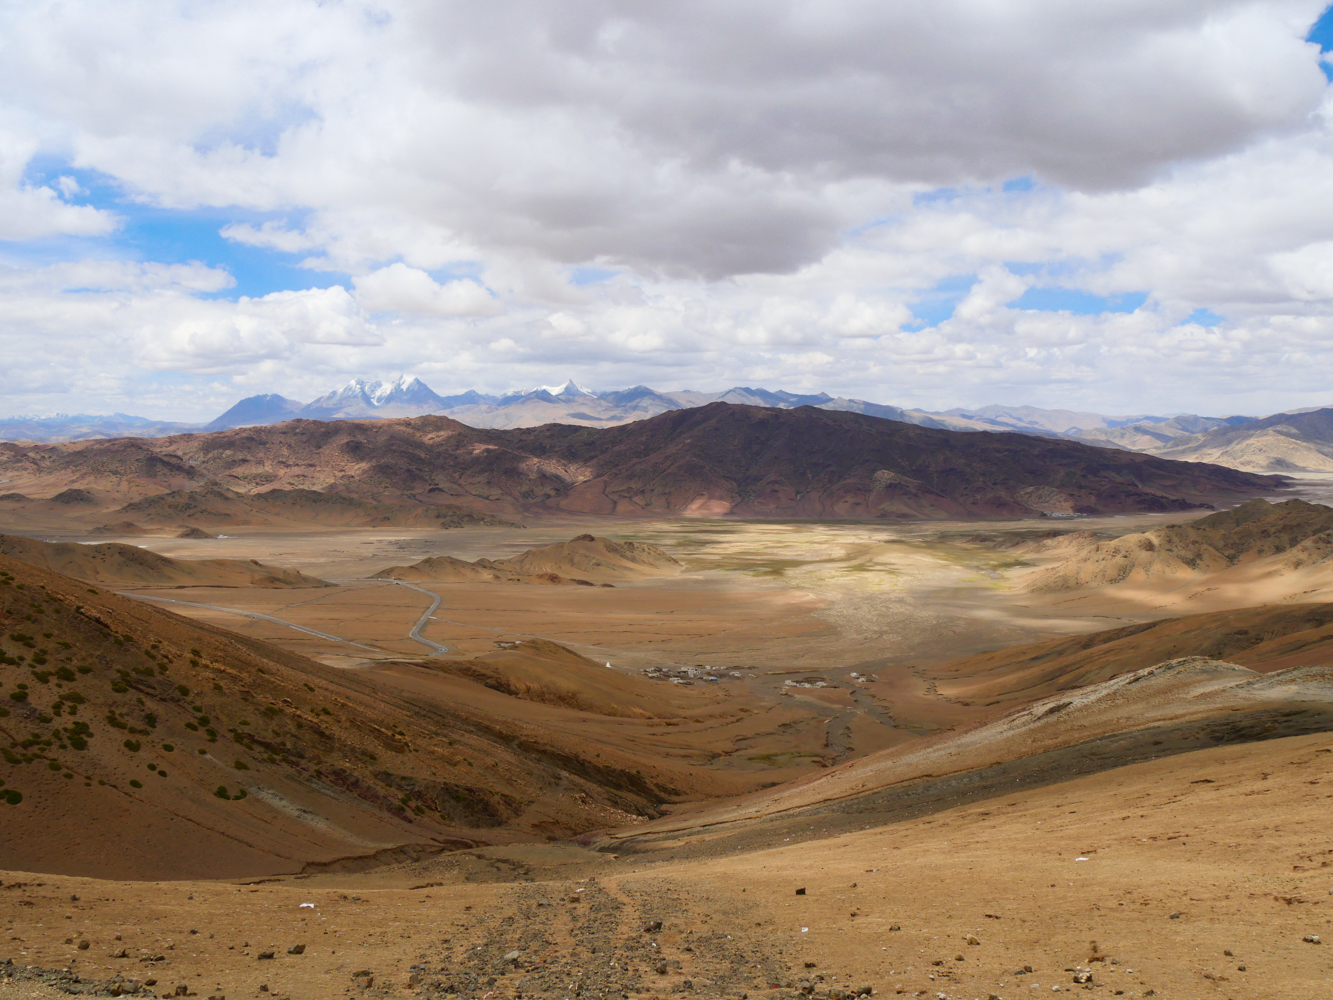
(330, 578, 449, 655)
(119, 593, 380, 651)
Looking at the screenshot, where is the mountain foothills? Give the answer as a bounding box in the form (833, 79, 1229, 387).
(0, 404, 1280, 520)
(0, 554, 769, 879)
(8, 372, 1333, 471)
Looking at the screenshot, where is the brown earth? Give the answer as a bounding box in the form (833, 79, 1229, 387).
(922, 600, 1333, 709)
(3, 722, 1332, 1000)
(0, 403, 1284, 521)
(0, 534, 331, 590)
(375, 534, 680, 586)
(1017, 499, 1333, 609)
(113, 485, 521, 530)
(0, 555, 866, 881)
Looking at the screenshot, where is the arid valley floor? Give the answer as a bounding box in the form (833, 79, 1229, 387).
(3, 455, 1333, 999)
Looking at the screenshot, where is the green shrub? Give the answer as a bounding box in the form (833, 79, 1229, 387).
(2, 790, 21, 805)
(123, 739, 141, 752)
(8, 690, 26, 702)
(162, 744, 174, 752)
(233, 760, 250, 770)
(129, 779, 142, 789)
(215, 785, 230, 799)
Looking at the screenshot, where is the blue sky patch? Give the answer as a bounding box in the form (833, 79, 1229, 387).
(570, 266, 618, 286)
(903, 274, 977, 330)
(1311, 4, 1333, 80)
(1009, 287, 1148, 314)
(913, 186, 963, 207)
(1186, 308, 1223, 327)
(15, 157, 345, 299)
(1002, 176, 1035, 193)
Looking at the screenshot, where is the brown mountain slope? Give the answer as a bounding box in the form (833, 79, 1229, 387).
(0, 557, 767, 880)
(0, 404, 1282, 520)
(114, 483, 519, 528)
(375, 534, 681, 585)
(1152, 406, 1333, 471)
(1024, 498, 1333, 594)
(924, 599, 1333, 708)
(0, 533, 330, 589)
(604, 655, 1333, 861)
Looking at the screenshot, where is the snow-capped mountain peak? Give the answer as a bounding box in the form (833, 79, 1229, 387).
(368, 374, 424, 405)
(528, 378, 598, 398)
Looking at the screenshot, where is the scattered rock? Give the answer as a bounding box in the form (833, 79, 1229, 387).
(1073, 972, 1093, 983)
(287, 944, 305, 955)
(1169, 912, 1181, 919)
(795, 888, 806, 896)
(503, 950, 523, 963)
(889, 924, 901, 931)
(257, 951, 275, 960)
(1303, 934, 1322, 944)
(644, 921, 663, 933)
(1238, 965, 1247, 971)
(109, 948, 128, 958)
(966, 934, 981, 946)
(77, 940, 89, 950)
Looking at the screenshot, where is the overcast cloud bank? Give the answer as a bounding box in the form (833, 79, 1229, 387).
(1, 0, 1332, 420)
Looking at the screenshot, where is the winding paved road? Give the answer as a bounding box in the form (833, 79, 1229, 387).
(122, 578, 450, 657)
(330, 578, 448, 655)
(119, 593, 381, 651)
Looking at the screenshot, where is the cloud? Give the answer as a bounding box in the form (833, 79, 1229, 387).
(2, 1, 1329, 277)
(352, 263, 500, 316)
(0, 1, 1332, 419)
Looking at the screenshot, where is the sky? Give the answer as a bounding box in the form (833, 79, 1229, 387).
(2, 1, 1333, 421)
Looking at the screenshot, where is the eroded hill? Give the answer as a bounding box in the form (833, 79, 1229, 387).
(375, 534, 681, 585)
(0, 533, 331, 589)
(1021, 498, 1333, 598)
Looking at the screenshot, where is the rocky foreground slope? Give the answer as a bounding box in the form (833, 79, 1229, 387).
(0, 556, 762, 879)
(0, 403, 1283, 520)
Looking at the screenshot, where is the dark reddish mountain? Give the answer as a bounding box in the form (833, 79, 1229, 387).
(0, 403, 1283, 519)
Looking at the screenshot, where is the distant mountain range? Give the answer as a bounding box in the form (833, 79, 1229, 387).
(0, 403, 1279, 520)
(1, 374, 1327, 472)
